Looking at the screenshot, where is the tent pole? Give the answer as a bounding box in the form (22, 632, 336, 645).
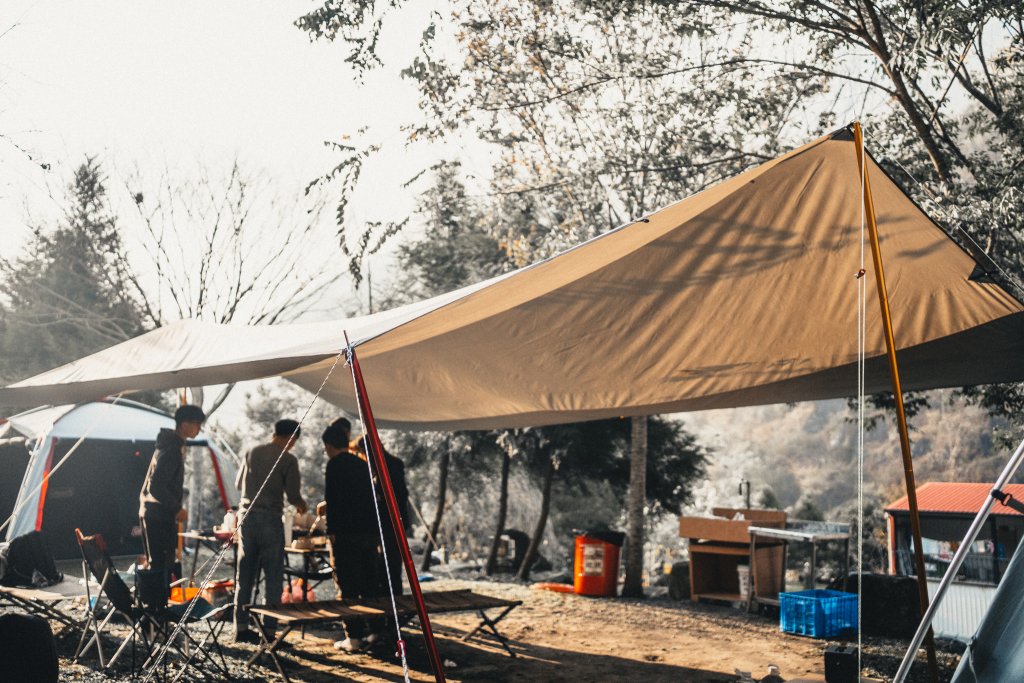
(893, 434, 1024, 682)
(853, 121, 940, 683)
(348, 346, 447, 683)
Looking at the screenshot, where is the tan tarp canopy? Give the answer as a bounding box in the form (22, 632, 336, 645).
(3, 127, 1023, 429)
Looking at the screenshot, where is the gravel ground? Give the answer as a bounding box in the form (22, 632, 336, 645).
(47, 576, 962, 682)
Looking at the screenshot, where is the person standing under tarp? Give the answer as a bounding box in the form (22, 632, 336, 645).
(351, 436, 410, 597)
(138, 404, 205, 588)
(317, 418, 379, 652)
(232, 419, 308, 644)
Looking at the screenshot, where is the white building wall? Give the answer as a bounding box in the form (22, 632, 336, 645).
(927, 580, 996, 641)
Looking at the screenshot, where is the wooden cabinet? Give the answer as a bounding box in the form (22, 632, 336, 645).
(679, 509, 786, 605)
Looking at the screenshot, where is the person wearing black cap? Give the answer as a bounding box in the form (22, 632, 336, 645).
(233, 419, 308, 643)
(139, 404, 206, 584)
(316, 418, 380, 652)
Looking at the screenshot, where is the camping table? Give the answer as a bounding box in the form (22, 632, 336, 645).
(247, 599, 386, 681)
(283, 545, 332, 603)
(747, 522, 851, 611)
(247, 589, 522, 682)
(178, 531, 237, 584)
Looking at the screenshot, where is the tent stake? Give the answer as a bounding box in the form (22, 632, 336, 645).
(348, 345, 447, 683)
(853, 121, 940, 683)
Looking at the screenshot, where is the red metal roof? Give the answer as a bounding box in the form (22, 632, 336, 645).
(886, 482, 1024, 516)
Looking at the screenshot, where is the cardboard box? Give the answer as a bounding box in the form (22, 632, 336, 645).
(679, 509, 786, 544)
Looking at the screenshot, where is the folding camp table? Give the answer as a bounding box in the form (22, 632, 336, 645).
(247, 589, 522, 681)
(283, 545, 333, 603)
(247, 599, 386, 681)
(0, 583, 86, 637)
(746, 521, 851, 611)
(178, 530, 237, 584)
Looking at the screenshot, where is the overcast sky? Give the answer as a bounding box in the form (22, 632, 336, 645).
(0, 0, 481, 425)
(0, 0, 467, 262)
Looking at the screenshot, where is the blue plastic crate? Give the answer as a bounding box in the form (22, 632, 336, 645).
(779, 589, 857, 638)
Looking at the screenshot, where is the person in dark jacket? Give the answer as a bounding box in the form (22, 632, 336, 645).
(350, 436, 410, 597)
(138, 404, 205, 582)
(316, 419, 379, 651)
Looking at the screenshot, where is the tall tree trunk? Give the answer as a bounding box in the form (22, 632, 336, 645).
(622, 415, 648, 597)
(516, 455, 555, 581)
(420, 447, 451, 572)
(485, 451, 512, 575)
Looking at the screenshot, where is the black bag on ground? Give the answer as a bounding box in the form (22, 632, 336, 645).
(831, 572, 919, 638)
(0, 613, 59, 682)
(0, 531, 62, 587)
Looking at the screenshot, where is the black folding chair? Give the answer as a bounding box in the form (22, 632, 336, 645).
(74, 529, 155, 672)
(73, 529, 232, 679)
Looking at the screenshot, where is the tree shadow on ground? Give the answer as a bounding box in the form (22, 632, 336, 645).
(243, 625, 739, 683)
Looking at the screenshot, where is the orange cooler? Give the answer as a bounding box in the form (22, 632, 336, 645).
(573, 530, 625, 596)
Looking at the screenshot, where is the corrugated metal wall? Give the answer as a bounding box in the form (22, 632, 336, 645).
(928, 580, 996, 641)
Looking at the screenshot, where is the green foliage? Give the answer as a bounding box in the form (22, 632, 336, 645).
(0, 158, 149, 386)
(461, 416, 707, 514)
(298, 0, 819, 274)
(392, 161, 510, 300)
(845, 390, 931, 431)
(959, 382, 1024, 448)
(304, 139, 407, 286)
(792, 498, 825, 522)
(295, 0, 408, 73)
(759, 486, 782, 510)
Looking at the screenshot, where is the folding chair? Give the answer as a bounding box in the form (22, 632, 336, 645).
(73, 529, 232, 679)
(74, 529, 156, 672)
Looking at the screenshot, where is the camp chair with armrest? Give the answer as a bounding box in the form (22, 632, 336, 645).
(73, 529, 232, 679)
(74, 528, 156, 672)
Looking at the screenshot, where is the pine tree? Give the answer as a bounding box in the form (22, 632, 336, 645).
(0, 158, 148, 386)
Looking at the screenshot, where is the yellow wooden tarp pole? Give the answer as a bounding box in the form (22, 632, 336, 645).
(853, 121, 939, 683)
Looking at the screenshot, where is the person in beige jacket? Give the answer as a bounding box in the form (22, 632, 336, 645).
(232, 419, 308, 643)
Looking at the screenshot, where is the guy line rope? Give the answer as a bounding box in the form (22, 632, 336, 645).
(856, 122, 868, 677)
(887, 157, 1024, 301)
(147, 346, 350, 682)
(347, 342, 413, 682)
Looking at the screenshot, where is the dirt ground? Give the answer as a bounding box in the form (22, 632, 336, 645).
(54, 577, 962, 683)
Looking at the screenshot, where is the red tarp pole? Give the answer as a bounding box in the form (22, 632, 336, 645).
(348, 345, 447, 683)
(208, 447, 230, 512)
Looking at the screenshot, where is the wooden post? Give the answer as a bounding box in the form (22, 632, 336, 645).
(853, 121, 939, 683)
